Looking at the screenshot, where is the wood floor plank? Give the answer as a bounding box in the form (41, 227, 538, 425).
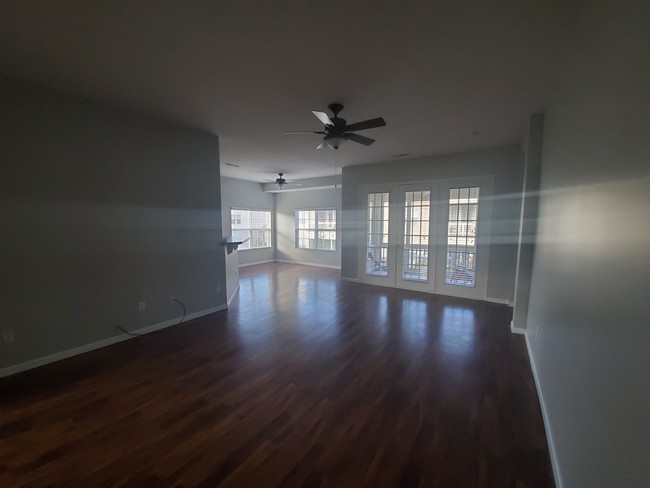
(0, 263, 554, 487)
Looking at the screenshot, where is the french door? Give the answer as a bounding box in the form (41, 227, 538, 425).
(360, 177, 492, 300)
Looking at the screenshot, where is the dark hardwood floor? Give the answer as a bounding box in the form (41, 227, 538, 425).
(0, 263, 553, 487)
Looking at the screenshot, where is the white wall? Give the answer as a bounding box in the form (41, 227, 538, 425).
(1, 76, 226, 372)
(220, 177, 275, 266)
(341, 145, 523, 302)
(526, 1, 650, 486)
(275, 188, 342, 268)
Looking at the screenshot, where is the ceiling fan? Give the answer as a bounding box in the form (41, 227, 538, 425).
(285, 103, 386, 149)
(265, 173, 301, 190)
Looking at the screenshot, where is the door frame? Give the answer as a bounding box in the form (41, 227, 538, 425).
(358, 185, 396, 287)
(394, 183, 437, 293)
(433, 176, 493, 301)
(358, 176, 493, 301)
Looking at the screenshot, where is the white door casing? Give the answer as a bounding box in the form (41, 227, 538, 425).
(358, 176, 493, 301)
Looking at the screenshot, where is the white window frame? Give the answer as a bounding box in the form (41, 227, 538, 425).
(230, 207, 272, 250)
(295, 208, 337, 251)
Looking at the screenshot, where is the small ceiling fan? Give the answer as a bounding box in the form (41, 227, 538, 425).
(285, 103, 386, 149)
(265, 173, 301, 190)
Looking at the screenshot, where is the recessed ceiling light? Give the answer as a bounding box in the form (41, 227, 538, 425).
(225, 162, 241, 167)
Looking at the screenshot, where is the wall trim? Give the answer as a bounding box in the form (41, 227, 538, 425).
(510, 320, 526, 335)
(525, 333, 563, 488)
(239, 259, 276, 268)
(227, 284, 240, 307)
(0, 304, 227, 378)
(485, 296, 513, 306)
(352, 279, 514, 306)
(276, 259, 341, 270)
(340, 276, 360, 283)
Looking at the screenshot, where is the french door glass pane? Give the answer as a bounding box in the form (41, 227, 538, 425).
(402, 190, 430, 281)
(366, 192, 390, 276)
(446, 186, 479, 287)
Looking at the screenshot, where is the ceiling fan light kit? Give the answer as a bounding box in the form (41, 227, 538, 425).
(265, 172, 303, 190)
(275, 172, 287, 189)
(285, 103, 386, 150)
(324, 136, 345, 149)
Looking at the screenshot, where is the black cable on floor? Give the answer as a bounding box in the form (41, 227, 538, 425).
(117, 325, 144, 337)
(171, 297, 186, 326)
(117, 298, 186, 336)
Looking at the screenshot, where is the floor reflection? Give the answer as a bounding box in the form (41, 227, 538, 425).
(236, 272, 275, 321)
(440, 305, 476, 356)
(399, 298, 429, 346)
(297, 277, 336, 320)
(295, 277, 339, 340)
(234, 268, 342, 349)
(376, 295, 388, 335)
(235, 265, 481, 361)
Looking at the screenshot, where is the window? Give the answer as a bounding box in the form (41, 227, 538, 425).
(230, 208, 272, 250)
(445, 187, 479, 287)
(295, 209, 336, 251)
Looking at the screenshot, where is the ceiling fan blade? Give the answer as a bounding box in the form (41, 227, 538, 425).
(284, 130, 326, 134)
(346, 133, 376, 146)
(345, 117, 386, 132)
(312, 110, 334, 126)
(316, 141, 327, 149)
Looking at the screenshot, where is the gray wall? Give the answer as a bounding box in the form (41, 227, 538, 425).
(341, 145, 523, 302)
(1, 76, 226, 370)
(526, 1, 650, 486)
(275, 188, 342, 268)
(220, 177, 275, 266)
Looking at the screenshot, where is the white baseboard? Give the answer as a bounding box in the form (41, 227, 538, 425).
(276, 259, 341, 270)
(1, 335, 131, 379)
(510, 320, 526, 335)
(525, 333, 563, 488)
(0, 304, 227, 378)
(485, 296, 513, 306)
(340, 276, 360, 283)
(239, 259, 341, 270)
(238, 259, 275, 268)
(227, 283, 240, 307)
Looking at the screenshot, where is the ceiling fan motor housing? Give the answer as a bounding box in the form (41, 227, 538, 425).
(326, 103, 347, 135)
(328, 103, 344, 116)
(284, 103, 386, 149)
(275, 172, 286, 186)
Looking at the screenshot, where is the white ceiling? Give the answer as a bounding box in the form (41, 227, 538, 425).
(0, 0, 580, 182)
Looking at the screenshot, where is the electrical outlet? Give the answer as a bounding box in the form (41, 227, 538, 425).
(138, 301, 146, 312)
(3, 330, 14, 344)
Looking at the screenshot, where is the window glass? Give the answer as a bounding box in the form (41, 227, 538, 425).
(295, 209, 336, 250)
(366, 192, 390, 276)
(230, 208, 272, 250)
(445, 187, 479, 287)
